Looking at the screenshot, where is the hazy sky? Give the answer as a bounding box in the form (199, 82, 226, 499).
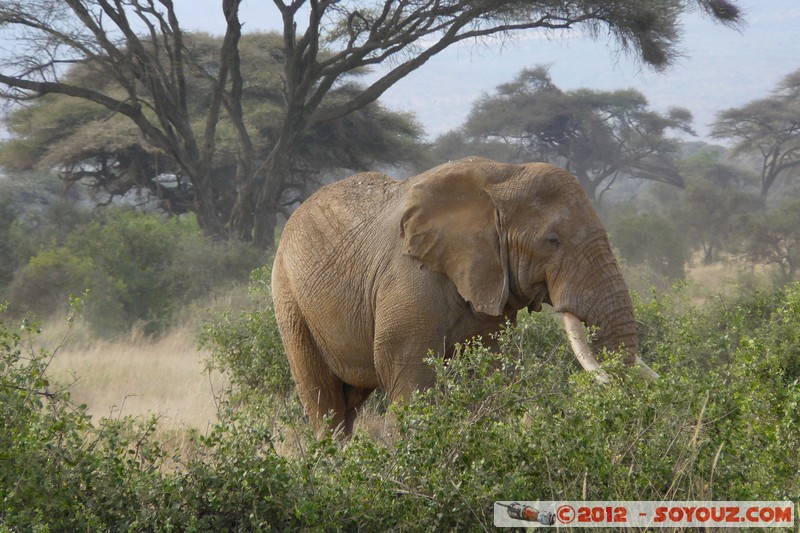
(58, 1, 800, 144)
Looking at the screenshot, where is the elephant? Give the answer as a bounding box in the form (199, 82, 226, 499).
(271, 157, 658, 438)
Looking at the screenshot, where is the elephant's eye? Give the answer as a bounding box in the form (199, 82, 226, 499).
(545, 234, 561, 247)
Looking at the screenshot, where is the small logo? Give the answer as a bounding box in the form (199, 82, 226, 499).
(557, 504, 576, 524)
(496, 502, 556, 525)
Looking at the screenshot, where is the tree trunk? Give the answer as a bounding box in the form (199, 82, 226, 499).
(227, 108, 309, 249)
(171, 160, 227, 240)
(225, 179, 272, 247)
(227, 141, 294, 250)
(251, 197, 279, 250)
(226, 181, 279, 249)
(573, 169, 598, 203)
(703, 243, 714, 265)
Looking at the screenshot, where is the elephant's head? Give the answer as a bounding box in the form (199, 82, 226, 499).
(401, 157, 658, 381)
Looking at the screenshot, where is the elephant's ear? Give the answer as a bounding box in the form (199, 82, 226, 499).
(400, 167, 509, 316)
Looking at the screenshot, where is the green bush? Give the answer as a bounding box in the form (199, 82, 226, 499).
(5, 198, 92, 268)
(200, 267, 294, 400)
(4, 207, 265, 335)
(6, 248, 126, 335)
(0, 305, 171, 530)
(2, 283, 799, 529)
(0, 194, 19, 288)
(185, 282, 800, 530)
(0, 178, 80, 289)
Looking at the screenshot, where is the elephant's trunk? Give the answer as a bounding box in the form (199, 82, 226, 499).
(554, 236, 658, 382)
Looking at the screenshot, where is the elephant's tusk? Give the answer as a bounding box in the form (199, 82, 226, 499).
(633, 357, 660, 381)
(561, 312, 610, 385)
(561, 312, 659, 383)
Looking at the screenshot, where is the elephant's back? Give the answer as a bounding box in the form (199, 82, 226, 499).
(288, 172, 399, 231)
(280, 172, 400, 254)
(333, 171, 401, 201)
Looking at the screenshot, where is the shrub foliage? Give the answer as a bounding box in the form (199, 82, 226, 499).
(2, 206, 265, 336)
(2, 282, 800, 529)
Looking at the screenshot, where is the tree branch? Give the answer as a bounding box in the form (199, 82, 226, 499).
(307, 10, 600, 128)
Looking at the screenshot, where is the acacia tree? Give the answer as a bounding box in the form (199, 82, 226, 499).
(452, 66, 694, 201)
(740, 199, 800, 283)
(0, 32, 423, 216)
(712, 68, 800, 198)
(1, 0, 742, 248)
(678, 175, 761, 264)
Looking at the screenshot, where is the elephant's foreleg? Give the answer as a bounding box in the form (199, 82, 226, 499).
(374, 347, 437, 404)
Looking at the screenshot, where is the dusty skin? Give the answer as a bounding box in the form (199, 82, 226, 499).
(272, 157, 657, 438)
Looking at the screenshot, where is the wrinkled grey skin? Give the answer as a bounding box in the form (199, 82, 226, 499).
(272, 157, 642, 437)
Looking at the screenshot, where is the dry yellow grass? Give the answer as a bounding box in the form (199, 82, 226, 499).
(46, 325, 226, 434)
(684, 254, 774, 306)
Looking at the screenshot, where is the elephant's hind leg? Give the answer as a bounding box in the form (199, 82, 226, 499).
(273, 296, 349, 438)
(343, 384, 374, 436)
